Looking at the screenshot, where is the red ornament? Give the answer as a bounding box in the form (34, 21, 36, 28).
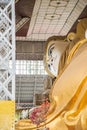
(29, 101, 50, 126)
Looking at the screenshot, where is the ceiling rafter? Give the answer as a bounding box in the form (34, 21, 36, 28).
(16, 17, 30, 32)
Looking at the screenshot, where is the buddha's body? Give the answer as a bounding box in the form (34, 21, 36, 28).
(16, 19, 87, 130)
(16, 39, 87, 130)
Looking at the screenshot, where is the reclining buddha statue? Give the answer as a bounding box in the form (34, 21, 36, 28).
(44, 18, 87, 77)
(16, 18, 87, 130)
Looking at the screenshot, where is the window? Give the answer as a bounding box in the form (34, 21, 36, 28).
(9, 60, 47, 75)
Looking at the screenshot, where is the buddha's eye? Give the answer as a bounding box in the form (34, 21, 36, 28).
(48, 49, 52, 56)
(50, 49, 52, 54)
(48, 44, 55, 56)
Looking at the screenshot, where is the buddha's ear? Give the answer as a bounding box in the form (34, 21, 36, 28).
(67, 32, 76, 42)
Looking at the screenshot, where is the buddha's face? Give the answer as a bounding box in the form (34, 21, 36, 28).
(47, 42, 60, 77)
(46, 39, 68, 77)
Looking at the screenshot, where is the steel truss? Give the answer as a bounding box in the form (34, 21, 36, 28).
(0, 0, 15, 100)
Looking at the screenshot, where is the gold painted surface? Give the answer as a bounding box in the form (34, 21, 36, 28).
(0, 100, 15, 130)
(16, 39, 87, 130)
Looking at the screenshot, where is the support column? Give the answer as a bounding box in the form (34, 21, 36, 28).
(0, 0, 15, 100)
(0, 1, 15, 130)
